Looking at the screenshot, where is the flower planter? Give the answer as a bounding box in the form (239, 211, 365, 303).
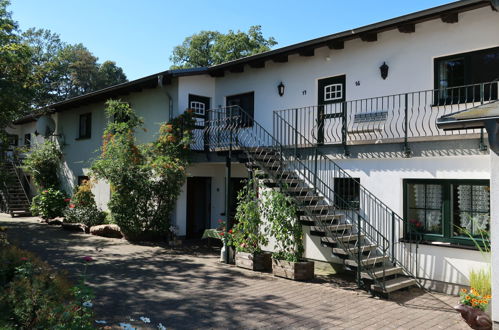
(235, 251, 272, 271)
(454, 304, 492, 330)
(272, 258, 314, 281)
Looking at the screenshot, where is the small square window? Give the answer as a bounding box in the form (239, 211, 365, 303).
(190, 101, 206, 115)
(78, 113, 92, 139)
(324, 84, 343, 101)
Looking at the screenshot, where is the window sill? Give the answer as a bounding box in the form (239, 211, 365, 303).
(399, 238, 481, 251)
(75, 137, 91, 141)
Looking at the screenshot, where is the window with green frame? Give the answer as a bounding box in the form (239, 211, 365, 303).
(403, 179, 490, 246)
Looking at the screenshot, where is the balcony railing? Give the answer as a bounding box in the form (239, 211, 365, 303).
(275, 82, 498, 154)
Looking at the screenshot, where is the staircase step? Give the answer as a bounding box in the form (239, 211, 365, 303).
(345, 256, 389, 267)
(310, 224, 352, 233)
(371, 277, 417, 294)
(263, 178, 302, 185)
(285, 187, 315, 193)
(333, 244, 378, 255)
(295, 195, 324, 203)
(320, 234, 365, 245)
(301, 214, 343, 222)
(300, 205, 336, 212)
(361, 266, 404, 279)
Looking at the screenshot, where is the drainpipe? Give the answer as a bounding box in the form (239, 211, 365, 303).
(158, 75, 174, 120)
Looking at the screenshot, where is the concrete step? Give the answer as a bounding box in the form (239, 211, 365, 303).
(300, 205, 336, 213)
(371, 277, 417, 294)
(333, 244, 378, 256)
(285, 187, 315, 194)
(320, 234, 365, 246)
(345, 256, 390, 267)
(361, 266, 404, 280)
(310, 224, 352, 233)
(301, 214, 343, 222)
(295, 195, 324, 203)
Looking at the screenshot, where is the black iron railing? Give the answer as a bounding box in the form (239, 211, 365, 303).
(197, 105, 419, 292)
(275, 82, 498, 154)
(273, 111, 421, 281)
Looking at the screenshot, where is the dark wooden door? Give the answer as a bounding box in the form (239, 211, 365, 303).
(317, 75, 346, 144)
(189, 94, 210, 151)
(186, 177, 211, 239)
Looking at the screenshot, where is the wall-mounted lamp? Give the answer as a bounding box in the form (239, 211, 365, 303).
(277, 82, 285, 97)
(379, 62, 389, 80)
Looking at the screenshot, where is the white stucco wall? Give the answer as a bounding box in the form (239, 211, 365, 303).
(177, 75, 215, 115)
(173, 162, 248, 237)
(212, 6, 499, 133)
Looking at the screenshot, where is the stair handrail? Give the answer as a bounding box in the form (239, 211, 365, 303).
(204, 105, 391, 291)
(273, 111, 421, 283)
(8, 152, 31, 205)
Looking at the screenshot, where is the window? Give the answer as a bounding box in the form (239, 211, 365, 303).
(334, 178, 360, 209)
(324, 84, 343, 101)
(226, 92, 254, 127)
(404, 179, 490, 246)
(24, 133, 31, 149)
(7, 135, 18, 148)
(78, 113, 92, 139)
(434, 47, 499, 103)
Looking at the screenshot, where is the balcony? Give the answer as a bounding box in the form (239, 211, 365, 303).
(274, 82, 498, 155)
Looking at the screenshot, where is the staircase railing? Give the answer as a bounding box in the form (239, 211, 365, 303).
(275, 81, 498, 154)
(273, 110, 423, 278)
(9, 152, 31, 204)
(203, 105, 398, 292)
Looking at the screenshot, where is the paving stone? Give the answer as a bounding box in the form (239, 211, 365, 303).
(1, 215, 469, 330)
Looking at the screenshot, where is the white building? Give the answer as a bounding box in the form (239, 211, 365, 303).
(4, 0, 499, 310)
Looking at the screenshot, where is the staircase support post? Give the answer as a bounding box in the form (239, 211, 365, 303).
(357, 214, 362, 288)
(391, 211, 396, 264)
(342, 101, 349, 157)
(224, 107, 233, 264)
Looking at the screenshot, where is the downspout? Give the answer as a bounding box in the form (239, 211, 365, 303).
(158, 74, 174, 120)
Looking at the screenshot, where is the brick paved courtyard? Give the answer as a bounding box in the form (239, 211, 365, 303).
(0, 215, 467, 329)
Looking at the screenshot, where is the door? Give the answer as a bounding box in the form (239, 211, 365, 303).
(186, 177, 211, 239)
(188, 94, 210, 151)
(226, 92, 254, 127)
(317, 75, 346, 144)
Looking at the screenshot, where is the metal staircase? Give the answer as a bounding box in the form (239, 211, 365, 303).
(1, 158, 31, 217)
(201, 106, 420, 295)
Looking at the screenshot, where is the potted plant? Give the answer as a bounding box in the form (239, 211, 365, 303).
(232, 179, 271, 271)
(261, 187, 314, 281)
(455, 288, 492, 330)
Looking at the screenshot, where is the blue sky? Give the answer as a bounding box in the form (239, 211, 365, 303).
(10, 0, 454, 80)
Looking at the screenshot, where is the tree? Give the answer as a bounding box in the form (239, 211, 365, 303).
(95, 60, 127, 90)
(22, 28, 65, 108)
(0, 0, 32, 130)
(170, 25, 277, 69)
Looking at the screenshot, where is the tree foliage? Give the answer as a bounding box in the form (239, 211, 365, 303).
(170, 25, 277, 69)
(21, 140, 62, 189)
(0, 0, 32, 131)
(91, 100, 194, 240)
(0, 0, 128, 128)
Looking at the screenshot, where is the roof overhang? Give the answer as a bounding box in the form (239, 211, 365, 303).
(437, 101, 499, 152)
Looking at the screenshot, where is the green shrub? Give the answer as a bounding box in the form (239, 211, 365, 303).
(30, 188, 67, 220)
(63, 180, 105, 227)
(91, 100, 193, 240)
(231, 179, 267, 253)
(64, 207, 105, 227)
(21, 140, 62, 189)
(261, 187, 302, 262)
(0, 245, 94, 329)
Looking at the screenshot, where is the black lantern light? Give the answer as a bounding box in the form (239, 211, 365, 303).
(277, 81, 285, 97)
(379, 62, 389, 80)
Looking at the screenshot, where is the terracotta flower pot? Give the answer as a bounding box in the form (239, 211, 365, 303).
(235, 251, 272, 271)
(271, 258, 314, 281)
(454, 304, 492, 330)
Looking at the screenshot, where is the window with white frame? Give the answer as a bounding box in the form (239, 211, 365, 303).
(324, 83, 343, 102)
(190, 101, 206, 116)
